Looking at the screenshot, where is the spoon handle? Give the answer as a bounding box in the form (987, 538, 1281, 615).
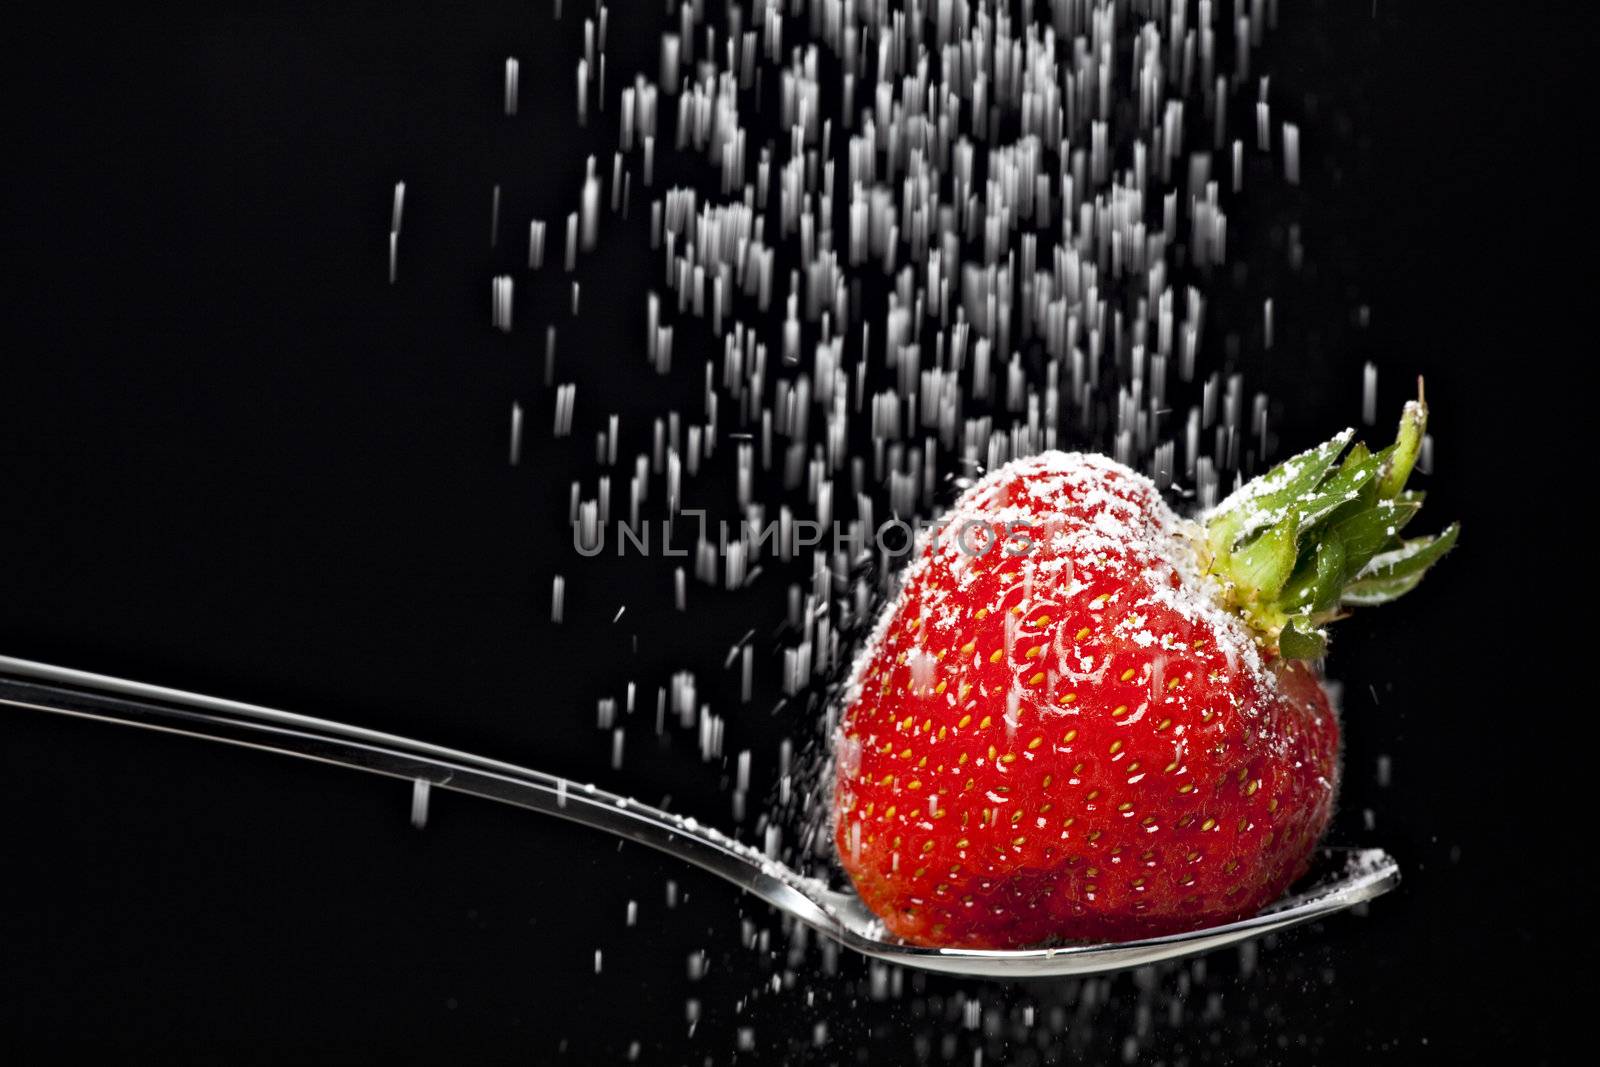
(0, 654, 839, 933)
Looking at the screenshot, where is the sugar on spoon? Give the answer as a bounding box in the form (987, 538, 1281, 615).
(0, 654, 1397, 979)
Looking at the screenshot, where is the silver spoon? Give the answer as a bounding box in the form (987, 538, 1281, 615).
(0, 654, 1397, 978)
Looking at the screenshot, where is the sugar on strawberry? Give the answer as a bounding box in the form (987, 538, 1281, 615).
(833, 392, 1456, 948)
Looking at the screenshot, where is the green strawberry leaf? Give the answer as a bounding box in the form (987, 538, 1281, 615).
(1203, 388, 1457, 657)
(1309, 535, 1347, 614)
(1331, 497, 1423, 577)
(1339, 570, 1428, 607)
(1376, 399, 1426, 499)
(1340, 523, 1460, 606)
(1279, 619, 1328, 661)
(1208, 429, 1354, 552)
(1228, 515, 1300, 602)
(1285, 447, 1383, 539)
(1336, 440, 1373, 478)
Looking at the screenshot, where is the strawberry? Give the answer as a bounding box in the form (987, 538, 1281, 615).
(833, 396, 1456, 948)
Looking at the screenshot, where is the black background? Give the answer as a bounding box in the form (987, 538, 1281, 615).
(0, 0, 1589, 1062)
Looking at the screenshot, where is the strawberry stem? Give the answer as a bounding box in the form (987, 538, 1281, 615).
(1202, 382, 1458, 659)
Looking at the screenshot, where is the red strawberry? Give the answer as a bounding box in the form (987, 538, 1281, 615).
(833, 396, 1456, 948)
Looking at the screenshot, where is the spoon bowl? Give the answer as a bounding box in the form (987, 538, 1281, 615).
(0, 655, 1397, 979)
